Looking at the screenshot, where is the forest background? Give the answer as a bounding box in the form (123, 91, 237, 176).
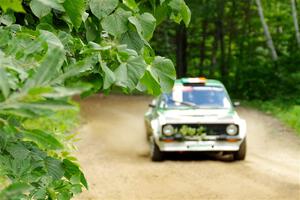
(151, 0, 300, 133)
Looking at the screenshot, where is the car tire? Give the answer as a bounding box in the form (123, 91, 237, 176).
(150, 138, 164, 162)
(233, 138, 246, 160)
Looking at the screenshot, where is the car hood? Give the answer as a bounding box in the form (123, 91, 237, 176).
(158, 109, 239, 124)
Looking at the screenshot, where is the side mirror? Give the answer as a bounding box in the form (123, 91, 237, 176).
(233, 101, 241, 107)
(149, 104, 156, 108)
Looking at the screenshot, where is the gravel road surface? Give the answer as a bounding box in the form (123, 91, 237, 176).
(75, 94, 300, 200)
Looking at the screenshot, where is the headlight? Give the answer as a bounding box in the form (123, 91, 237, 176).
(226, 124, 238, 136)
(163, 125, 174, 136)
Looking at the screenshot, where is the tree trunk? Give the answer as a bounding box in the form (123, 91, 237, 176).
(245, 0, 253, 64)
(255, 0, 278, 61)
(291, 0, 300, 48)
(199, 19, 208, 76)
(226, 0, 237, 77)
(176, 23, 187, 78)
(219, 21, 226, 79)
(217, 0, 227, 81)
(236, 0, 252, 91)
(210, 24, 219, 77)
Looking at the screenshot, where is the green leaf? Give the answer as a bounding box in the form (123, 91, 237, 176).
(0, 108, 38, 118)
(30, 0, 52, 18)
(0, 182, 32, 199)
(120, 30, 144, 52)
(63, 0, 85, 29)
(0, 11, 16, 25)
(6, 143, 30, 160)
(71, 184, 83, 195)
(0, 100, 75, 117)
(45, 157, 64, 180)
(150, 56, 176, 92)
(117, 45, 138, 58)
(154, 3, 169, 25)
(160, 0, 166, 4)
(20, 100, 76, 111)
(0, 68, 10, 99)
(101, 8, 131, 37)
(168, 0, 191, 26)
(0, 29, 10, 47)
(23, 129, 63, 150)
(140, 70, 161, 96)
(114, 56, 147, 91)
(0, 130, 8, 150)
(128, 13, 156, 41)
(26, 47, 64, 88)
(4, 64, 28, 82)
(50, 57, 94, 84)
(39, 30, 64, 49)
(180, 2, 191, 26)
(28, 87, 53, 96)
(63, 159, 88, 189)
(87, 41, 112, 51)
(89, 0, 119, 20)
(24, 31, 65, 89)
(101, 62, 116, 89)
(122, 0, 139, 12)
(141, 56, 176, 95)
(31, 188, 47, 199)
(43, 86, 92, 98)
(0, 0, 25, 13)
(85, 17, 98, 42)
(31, 0, 65, 12)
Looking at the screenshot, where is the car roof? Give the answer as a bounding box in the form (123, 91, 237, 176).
(174, 78, 224, 87)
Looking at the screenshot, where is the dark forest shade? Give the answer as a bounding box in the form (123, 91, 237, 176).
(176, 23, 187, 78)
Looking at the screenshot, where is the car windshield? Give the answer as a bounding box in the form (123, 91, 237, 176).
(162, 86, 232, 109)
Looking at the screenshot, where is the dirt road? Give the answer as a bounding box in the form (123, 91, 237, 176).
(75, 94, 300, 200)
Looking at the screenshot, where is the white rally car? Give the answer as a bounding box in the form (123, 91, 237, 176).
(144, 78, 247, 161)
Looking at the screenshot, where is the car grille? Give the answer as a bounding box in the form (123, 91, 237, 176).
(164, 124, 230, 136)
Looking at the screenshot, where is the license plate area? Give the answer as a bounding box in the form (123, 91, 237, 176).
(187, 141, 215, 149)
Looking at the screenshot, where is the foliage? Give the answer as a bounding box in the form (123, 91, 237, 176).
(178, 125, 206, 136)
(151, 0, 300, 101)
(0, 0, 191, 199)
(150, 0, 300, 135)
(0, 26, 88, 199)
(0, 134, 87, 200)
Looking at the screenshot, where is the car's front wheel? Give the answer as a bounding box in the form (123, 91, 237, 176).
(150, 138, 164, 162)
(233, 138, 247, 160)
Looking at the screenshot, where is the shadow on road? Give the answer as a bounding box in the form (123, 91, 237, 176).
(140, 152, 236, 162)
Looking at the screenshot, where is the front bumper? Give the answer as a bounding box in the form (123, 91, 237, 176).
(156, 139, 243, 152)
